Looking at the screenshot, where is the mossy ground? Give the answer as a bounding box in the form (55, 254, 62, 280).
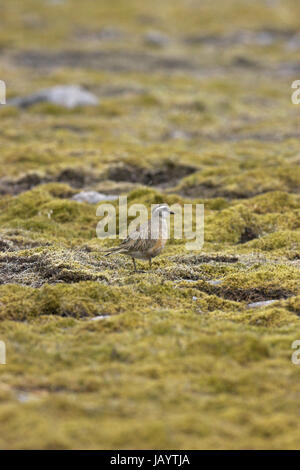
(0, 0, 300, 449)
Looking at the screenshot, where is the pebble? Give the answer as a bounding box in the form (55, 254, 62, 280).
(247, 300, 277, 309)
(207, 279, 223, 286)
(9, 85, 99, 109)
(90, 315, 110, 321)
(17, 392, 30, 403)
(72, 191, 118, 204)
(144, 31, 170, 47)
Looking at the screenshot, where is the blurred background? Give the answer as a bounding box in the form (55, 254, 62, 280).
(1, 0, 300, 193)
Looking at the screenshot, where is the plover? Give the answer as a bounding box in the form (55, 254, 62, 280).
(103, 204, 174, 271)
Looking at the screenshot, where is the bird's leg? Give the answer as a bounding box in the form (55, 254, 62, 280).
(149, 258, 152, 269)
(132, 257, 137, 272)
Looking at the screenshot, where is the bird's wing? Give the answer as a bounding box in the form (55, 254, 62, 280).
(118, 220, 159, 253)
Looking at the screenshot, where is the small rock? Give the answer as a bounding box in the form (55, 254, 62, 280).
(168, 129, 191, 140)
(90, 315, 110, 321)
(144, 31, 170, 47)
(247, 300, 277, 309)
(9, 85, 99, 109)
(207, 279, 223, 286)
(17, 392, 30, 403)
(72, 191, 118, 204)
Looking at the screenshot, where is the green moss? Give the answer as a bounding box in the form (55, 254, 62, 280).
(0, 187, 97, 240)
(230, 307, 297, 328)
(247, 231, 300, 255)
(178, 166, 300, 199)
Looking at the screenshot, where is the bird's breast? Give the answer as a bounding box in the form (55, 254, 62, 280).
(147, 238, 166, 258)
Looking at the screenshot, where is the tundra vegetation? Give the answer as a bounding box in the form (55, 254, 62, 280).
(0, 0, 300, 449)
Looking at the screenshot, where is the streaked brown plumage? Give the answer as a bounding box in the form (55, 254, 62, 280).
(103, 205, 174, 271)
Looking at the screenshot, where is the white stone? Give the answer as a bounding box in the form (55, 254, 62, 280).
(72, 191, 118, 204)
(10, 85, 99, 109)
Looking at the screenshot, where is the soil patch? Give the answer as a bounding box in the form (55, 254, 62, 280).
(196, 282, 293, 303)
(108, 162, 197, 187)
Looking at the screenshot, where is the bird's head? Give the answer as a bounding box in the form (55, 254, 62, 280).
(152, 204, 175, 218)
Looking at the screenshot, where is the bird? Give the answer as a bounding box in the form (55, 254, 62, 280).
(102, 205, 174, 271)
